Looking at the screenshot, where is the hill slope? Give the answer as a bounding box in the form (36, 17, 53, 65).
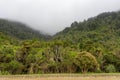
(54, 11, 120, 53)
(0, 19, 49, 40)
(0, 11, 120, 74)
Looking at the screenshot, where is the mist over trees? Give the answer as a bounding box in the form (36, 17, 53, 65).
(0, 11, 120, 74)
(0, 19, 50, 40)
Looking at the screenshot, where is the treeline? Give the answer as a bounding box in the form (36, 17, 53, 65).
(0, 11, 120, 74)
(0, 34, 120, 74)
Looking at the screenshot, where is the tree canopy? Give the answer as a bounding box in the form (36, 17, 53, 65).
(0, 11, 120, 74)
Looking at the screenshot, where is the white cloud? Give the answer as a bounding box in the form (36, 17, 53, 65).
(0, 0, 120, 35)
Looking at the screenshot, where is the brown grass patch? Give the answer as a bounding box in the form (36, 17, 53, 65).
(0, 73, 120, 80)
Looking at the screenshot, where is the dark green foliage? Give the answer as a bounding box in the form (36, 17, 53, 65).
(53, 11, 120, 73)
(0, 19, 50, 40)
(0, 11, 120, 74)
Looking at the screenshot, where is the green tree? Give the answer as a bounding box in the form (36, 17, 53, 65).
(74, 51, 99, 73)
(8, 60, 24, 74)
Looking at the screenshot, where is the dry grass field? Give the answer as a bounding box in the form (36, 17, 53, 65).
(0, 73, 120, 80)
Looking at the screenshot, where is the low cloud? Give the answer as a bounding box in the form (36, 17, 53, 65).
(0, 0, 120, 35)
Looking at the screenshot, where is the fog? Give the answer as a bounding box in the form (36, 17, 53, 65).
(0, 0, 120, 35)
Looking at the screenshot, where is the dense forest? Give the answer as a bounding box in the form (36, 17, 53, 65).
(0, 11, 120, 75)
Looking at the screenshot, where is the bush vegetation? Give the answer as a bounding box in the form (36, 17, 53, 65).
(0, 11, 120, 74)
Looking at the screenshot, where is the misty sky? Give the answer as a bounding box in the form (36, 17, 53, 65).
(0, 0, 120, 35)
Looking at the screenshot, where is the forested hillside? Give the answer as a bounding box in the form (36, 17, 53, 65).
(54, 11, 120, 55)
(0, 11, 120, 75)
(0, 19, 50, 40)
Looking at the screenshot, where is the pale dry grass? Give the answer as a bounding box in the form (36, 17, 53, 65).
(0, 74, 120, 80)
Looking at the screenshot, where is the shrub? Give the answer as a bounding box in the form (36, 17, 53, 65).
(0, 71, 10, 75)
(105, 64, 116, 73)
